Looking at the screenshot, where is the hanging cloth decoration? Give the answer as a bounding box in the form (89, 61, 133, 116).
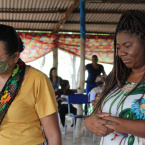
(0, 58, 25, 124)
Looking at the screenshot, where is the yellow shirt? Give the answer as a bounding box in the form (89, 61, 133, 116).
(0, 66, 57, 145)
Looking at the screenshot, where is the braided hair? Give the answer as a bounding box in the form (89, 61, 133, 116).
(94, 10, 145, 112)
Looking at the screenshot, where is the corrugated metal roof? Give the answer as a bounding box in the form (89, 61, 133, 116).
(0, 0, 144, 34)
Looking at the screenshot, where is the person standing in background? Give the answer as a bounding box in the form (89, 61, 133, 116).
(85, 55, 106, 94)
(49, 67, 63, 92)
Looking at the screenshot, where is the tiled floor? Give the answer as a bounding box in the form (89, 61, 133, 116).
(60, 118, 101, 145)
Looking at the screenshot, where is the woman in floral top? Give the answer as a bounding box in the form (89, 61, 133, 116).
(85, 10, 145, 145)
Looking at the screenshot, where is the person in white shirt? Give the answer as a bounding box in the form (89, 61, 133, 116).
(89, 76, 105, 106)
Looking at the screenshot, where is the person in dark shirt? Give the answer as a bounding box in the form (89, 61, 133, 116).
(55, 80, 77, 127)
(85, 55, 106, 94)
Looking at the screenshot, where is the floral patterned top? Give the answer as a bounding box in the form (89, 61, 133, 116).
(100, 81, 145, 145)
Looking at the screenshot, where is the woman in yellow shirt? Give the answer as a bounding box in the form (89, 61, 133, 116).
(0, 24, 61, 145)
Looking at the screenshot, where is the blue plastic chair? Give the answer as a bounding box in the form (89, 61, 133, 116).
(64, 93, 90, 143)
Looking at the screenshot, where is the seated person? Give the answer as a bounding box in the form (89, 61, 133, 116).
(88, 76, 105, 106)
(55, 80, 77, 128)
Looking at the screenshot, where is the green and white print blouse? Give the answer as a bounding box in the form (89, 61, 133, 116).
(100, 81, 145, 145)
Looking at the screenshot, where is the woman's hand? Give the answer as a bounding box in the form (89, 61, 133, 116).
(60, 97, 67, 101)
(91, 100, 96, 106)
(84, 113, 117, 136)
(54, 89, 58, 92)
(56, 97, 67, 102)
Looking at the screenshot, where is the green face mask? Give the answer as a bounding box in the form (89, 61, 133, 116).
(0, 54, 15, 75)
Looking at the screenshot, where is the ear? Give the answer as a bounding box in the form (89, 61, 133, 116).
(14, 52, 20, 63)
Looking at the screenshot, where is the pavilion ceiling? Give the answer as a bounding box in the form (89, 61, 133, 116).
(0, 0, 144, 34)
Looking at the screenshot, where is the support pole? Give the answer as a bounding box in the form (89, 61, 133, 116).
(72, 55, 76, 89)
(53, 36, 58, 68)
(75, 0, 86, 137)
(53, 0, 79, 33)
(53, 48, 58, 68)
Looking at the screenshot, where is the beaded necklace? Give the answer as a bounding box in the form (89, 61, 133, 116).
(0, 59, 25, 124)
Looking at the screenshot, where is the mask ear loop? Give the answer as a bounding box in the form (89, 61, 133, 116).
(0, 54, 15, 63)
(9, 54, 18, 69)
(0, 52, 9, 61)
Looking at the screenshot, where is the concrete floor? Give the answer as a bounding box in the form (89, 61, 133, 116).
(60, 118, 101, 145)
